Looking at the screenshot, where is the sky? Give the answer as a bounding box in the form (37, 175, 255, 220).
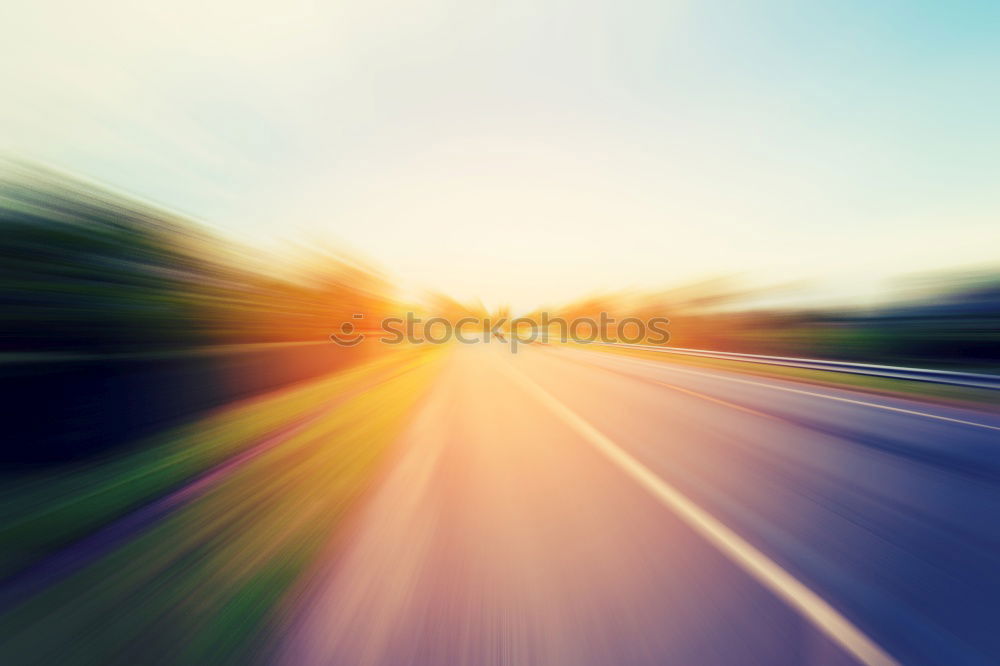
(2, 0, 999, 310)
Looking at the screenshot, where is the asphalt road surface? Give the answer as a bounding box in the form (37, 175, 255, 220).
(276, 342, 1000, 666)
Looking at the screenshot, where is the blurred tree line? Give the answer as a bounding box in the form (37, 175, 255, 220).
(0, 160, 398, 463)
(0, 160, 397, 353)
(556, 274, 1000, 371)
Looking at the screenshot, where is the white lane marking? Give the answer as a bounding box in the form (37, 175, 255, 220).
(572, 349, 1000, 432)
(501, 361, 899, 666)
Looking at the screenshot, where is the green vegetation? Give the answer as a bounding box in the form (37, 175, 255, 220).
(0, 346, 444, 665)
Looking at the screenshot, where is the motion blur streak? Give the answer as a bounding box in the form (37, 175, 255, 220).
(588, 350, 1000, 432)
(501, 361, 896, 666)
(3, 164, 1000, 664)
(1, 348, 445, 664)
(267, 343, 1000, 666)
(5, 0, 1000, 661)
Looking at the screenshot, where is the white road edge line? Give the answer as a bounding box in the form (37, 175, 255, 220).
(574, 349, 1000, 432)
(501, 361, 899, 666)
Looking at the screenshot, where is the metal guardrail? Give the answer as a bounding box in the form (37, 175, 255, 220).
(600, 343, 1000, 390)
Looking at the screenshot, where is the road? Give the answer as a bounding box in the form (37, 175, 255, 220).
(3, 341, 999, 665)
(275, 342, 1000, 666)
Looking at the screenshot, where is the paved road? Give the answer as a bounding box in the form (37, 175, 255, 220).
(277, 343, 1000, 666)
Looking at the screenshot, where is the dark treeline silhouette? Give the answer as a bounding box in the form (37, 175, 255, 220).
(0, 161, 396, 464)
